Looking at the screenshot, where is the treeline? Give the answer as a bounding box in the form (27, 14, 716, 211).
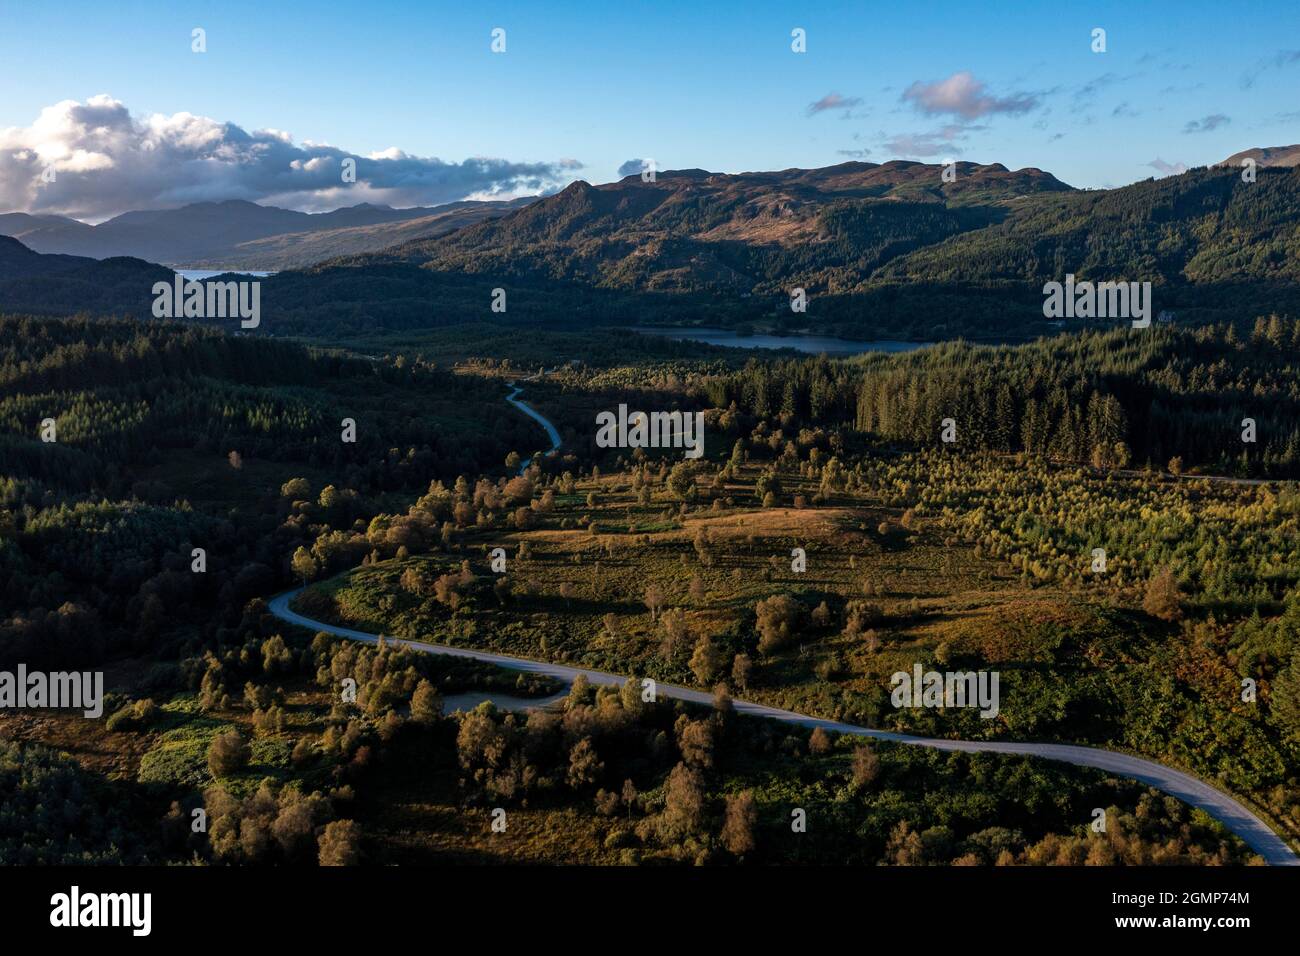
(707, 322, 1300, 476)
(0, 315, 540, 498)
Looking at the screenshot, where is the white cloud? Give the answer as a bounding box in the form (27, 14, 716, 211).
(0, 95, 583, 219)
(807, 93, 863, 116)
(901, 71, 1038, 120)
(1147, 158, 1188, 176)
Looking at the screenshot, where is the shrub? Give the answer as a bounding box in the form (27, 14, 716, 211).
(207, 731, 251, 777)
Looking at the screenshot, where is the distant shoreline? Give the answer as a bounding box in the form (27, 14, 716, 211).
(628, 326, 931, 356)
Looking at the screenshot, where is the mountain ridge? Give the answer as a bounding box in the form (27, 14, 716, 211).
(3, 158, 1298, 342)
(1218, 144, 1300, 168)
(0, 196, 537, 268)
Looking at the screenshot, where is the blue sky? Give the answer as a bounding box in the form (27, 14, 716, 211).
(2, 0, 1297, 217)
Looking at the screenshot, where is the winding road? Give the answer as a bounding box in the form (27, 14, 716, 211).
(269, 379, 1299, 864)
(505, 375, 562, 473)
(267, 584, 1298, 865)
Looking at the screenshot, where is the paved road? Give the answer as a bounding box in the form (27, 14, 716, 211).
(505, 379, 562, 473)
(267, 587, 1298, 865)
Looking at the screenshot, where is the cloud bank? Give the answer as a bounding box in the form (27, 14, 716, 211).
(0, 95, 583, 220)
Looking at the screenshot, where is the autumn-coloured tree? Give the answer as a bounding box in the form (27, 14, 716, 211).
(721, 790, 758, 855)
(675, 715, 716, 769)
(731, 653, 753, 690)
(689, 574, 707, 604)
(658, 608, 689, 660)
(318, 819, 363, 866)
(399, 565, 427, 596)
(1143, 567, 1183, 622)
(809, 727, 833, 755)
(433, 573, 461, 609)
(280, 477, 310, 500)
(207, 731, 250, 777)
(851, 743, 880, 790)
(410, 680, 442, 724)
(566, 674, 592, 710)
(689, 637, 728, 685)
(659, 762, 706, 839)
(693, 526, 712, 565)
(755, 594, 803, 655)
(886, 821, 925, 865)
(566, 737, 603, 789)
(644, 583, 666, 621)
(493, 577, 512, 605)
(504, 475, 534, 505)
(667, 461, 696, 500)
(291, 546, 318, 586)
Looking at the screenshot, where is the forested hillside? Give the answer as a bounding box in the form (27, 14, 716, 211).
(4, 163, 1297, 343)
(705, 321, 1300, 477)
(309, 162, 1300, 340)
(0, 315, 542, 669)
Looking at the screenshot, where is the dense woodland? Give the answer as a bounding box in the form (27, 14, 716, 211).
(0, 315, 540, 670)
(706, 321, 1300, 477)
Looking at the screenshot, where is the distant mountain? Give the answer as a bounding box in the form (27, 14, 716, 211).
(5, 160, 1299, 343)
(1219, 145, 1300, 168)
(274, 159, 1300, 340)
(370, 160, 1073, 295)
(0, 197, 536, 268)
(0, 213, 95, 256)
(223, 198, 536, 270)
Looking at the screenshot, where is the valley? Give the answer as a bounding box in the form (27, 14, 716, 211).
(3, 158, 1300, 872)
